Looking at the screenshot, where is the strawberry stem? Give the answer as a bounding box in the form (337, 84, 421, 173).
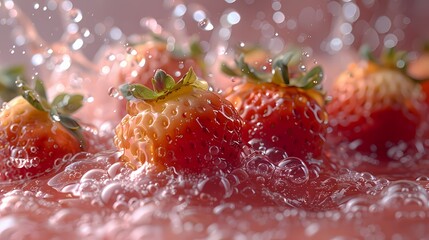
(120, 68, 208, 102)
(222, 50, 324, 91)
(16, 79, 86, 149)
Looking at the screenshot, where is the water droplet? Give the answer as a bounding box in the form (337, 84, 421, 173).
(108, 87, 120, 98)
(198, 18, 214, 31)
(69, 8, 83, 23)
(15, 78, 24, 87)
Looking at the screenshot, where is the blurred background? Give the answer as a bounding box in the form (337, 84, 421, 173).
(1, 0, 429, 85)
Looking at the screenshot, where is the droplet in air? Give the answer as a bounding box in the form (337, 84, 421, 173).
(69, 8, 83, 23)
(198, 18, 214, 31)
(108, 87, 120, 98)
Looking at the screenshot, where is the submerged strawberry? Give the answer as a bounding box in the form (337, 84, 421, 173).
(0, 79, 85, 181)
(114, 68, 243, 173)
(222, 52, 327, 161)
(327, 47, 425, 161)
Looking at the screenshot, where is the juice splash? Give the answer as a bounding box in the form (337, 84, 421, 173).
(1, 1, 429, 239)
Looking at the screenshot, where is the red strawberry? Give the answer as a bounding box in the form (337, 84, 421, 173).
(222, 52, 328, 161)
(327, 47, 425, 162)
(114, 68, 243, 173)
(0, 79, 85, 181)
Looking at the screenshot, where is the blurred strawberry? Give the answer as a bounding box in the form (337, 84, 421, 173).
(327, 47, 425, 162)
(408, 46, 429, 105)
(116, 34, 206, 119)
(222, 51, 327, 161)
(114, 68, 243, 174)
(208, 44, 272, 91)
(0, 79, 85, 181)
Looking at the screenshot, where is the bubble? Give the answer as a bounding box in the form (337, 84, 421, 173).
(341, 197, 372, 212)
(379, 181, 429, 209)
(245, 153, 275, 179)
(275, 157, 309, 185)
(265, 147, 288, 164)
(10, 147, 29, 168)
(101, 182, 141, 209)
(197, 176, 233, 200)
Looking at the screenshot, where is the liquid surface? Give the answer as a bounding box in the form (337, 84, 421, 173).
(1, 1, 429, 239)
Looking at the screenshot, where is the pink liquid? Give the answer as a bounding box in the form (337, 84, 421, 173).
(1, 1, 429, 239)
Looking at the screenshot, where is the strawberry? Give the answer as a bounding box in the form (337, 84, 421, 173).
(222, 52, 327, 161)
(114, 68, 243, 173)
(120, 34, 206, 88)
(408, 48, 429, 105)
(117, 34, 206, 118)
(0, 79, 85, 181)
(327, 47, 425, 161)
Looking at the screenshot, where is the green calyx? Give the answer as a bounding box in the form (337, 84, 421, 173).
(17, 79, 86, 149)
(360, 45, 408, 71)
(221, 51, 324, 90)
(360, 45, 428, 83)
(120, 67, 208, 101)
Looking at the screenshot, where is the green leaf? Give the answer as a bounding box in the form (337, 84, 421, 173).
(34, 79, 47, 100)
(295, 66, 323, 89)
(58, 114, 85, 149)
(58, 114, 80, 130)
(52, 93, 67, 108)
(53, 94, 84, 114)
(22, 89, 48, 112)
(359, 45, 377, 63)
(236, 54, 262, 81)
(190, 40, 204, 58)
(272, 53, 294, 85)
(120, 83, 158, 101)
(152, 69, 175, 92)
(221, 62, 242, 77)
(49, 107, 61, 122)
(272, 67, 286, 86)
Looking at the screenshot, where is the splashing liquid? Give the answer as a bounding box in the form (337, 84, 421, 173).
(1, 1, 429, 239)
